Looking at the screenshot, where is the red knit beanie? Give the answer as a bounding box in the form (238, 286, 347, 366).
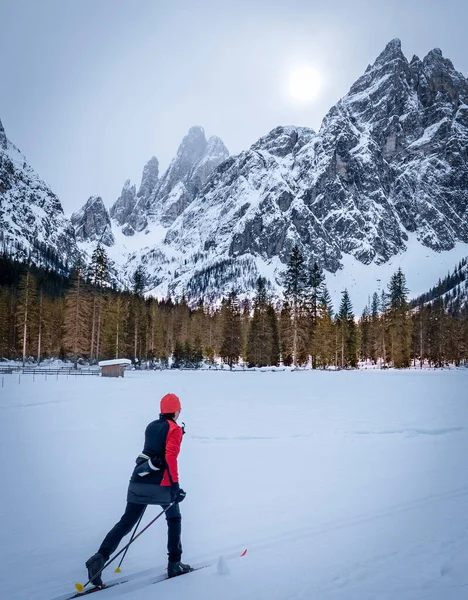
(160, 393, 181, 414)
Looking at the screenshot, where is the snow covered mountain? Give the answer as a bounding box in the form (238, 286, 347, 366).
(127, 39, 468, 302)
(71, 196, 114, 246)
(110, 156, 160, 235)
(0, 118, 77, 270)
(105, 126, 229, 237)
(3, 39, 468, 307)
(411, 256, 468, 310)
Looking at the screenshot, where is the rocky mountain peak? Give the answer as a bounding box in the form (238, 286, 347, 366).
(188, 135, 229, 187)
(161, 126, 208, 192)
(186, 125, 206, 140)
(71, 196, 114, 246)
(108, 127, 228, 235)
(423, 47, 453, 75)
(0, 116, 77, 268)
(138, 156, 159, 198)
(204, 135, 228, 158)
(374, 38, 404, 65)
(420, 47, 468, 105)
(143, 126, 229, 227)
(110, 180, 137, 226)
(140, 39, 468, 301)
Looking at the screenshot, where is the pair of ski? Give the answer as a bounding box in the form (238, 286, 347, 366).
(71, 568, 201, 598)
(68, 549, 247, 599)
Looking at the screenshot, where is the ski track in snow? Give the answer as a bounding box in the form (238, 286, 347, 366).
(1, 369, 468, 600)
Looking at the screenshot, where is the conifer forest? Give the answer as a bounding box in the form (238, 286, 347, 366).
(0, 245, 467, 369)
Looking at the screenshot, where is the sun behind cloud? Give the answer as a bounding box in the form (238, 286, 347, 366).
(287, 65, 322, 103)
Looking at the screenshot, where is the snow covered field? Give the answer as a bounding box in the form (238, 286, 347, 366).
(1, 370, 468, 600)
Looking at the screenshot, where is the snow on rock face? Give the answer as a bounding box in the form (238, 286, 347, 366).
(156, 125, 208, 202)
(148, 126, 229, 227)
(0, 118, 77, 268)
(3, 39, 468, 307)
(111, 127, 229, 236)
(137, 156, 159, 199)
(110, 180, 137, 227)
(134, 39, 468, 301)
(71, 196, 115, 246)
(110, 157, 159, 235)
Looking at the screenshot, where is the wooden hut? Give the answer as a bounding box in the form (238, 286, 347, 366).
(98, 359, 132, 378)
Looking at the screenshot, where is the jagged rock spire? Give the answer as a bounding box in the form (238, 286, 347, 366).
(71, 196, 115, 246)
(138, 156, 159, 198)
(375, 38, 404, 64)
(110, 180, 137, 226)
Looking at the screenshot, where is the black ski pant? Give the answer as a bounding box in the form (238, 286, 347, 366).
(98, 502, 182, 563)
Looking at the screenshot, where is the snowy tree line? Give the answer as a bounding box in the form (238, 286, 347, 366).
(0, 246, 467, 369)
(410, 257, 468, 311)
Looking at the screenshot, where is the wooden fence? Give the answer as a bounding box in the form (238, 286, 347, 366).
(21, 368, 100, 376)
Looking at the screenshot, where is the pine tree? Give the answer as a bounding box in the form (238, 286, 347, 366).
(88, 244, 109, 287)
(17, 270, 37, 366)
(240, 298, 252, 363)
(369, 292, 380, 364)
(412, 300, 427, 368)
(279, 301, 294, 366)
(337, 289, 357, 368)
(105, 293, 128, 359)
(172, 339, 185, 369)
(314, 290, 334, 368)
(132, 265, 147, 296)
(88, 245, 110, 362)
(192, 336, 204, 367)
(220, 290, 242, 368)
(267, 304, 280, 366)
(0, 287, 9, 357)
(246, 277, 272, 367)
(63, 266, 90, 368)
(130, 266, 147, 364)
(307, 261, 325, 368)
(283, 245, 309, 366)
(36, 285, 45, 364)
(47, 296, 65, 359)
(427, 298, 446, 367)
(359, 304, 372, 364)
(387, 268, 412, 368)
(147, 298, 164, 360)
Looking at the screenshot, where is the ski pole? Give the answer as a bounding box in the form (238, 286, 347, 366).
(114, 506, 147, 573)
(75, 501, 175, 593)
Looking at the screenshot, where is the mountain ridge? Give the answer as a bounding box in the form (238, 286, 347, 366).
(0, 118, 78, 270)
(123, 37, 467, 302)
(2, 38, 468, 310)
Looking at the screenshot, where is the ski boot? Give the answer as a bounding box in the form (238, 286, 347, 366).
(167, 561, 193, 578)
(85, 552, 106, 587)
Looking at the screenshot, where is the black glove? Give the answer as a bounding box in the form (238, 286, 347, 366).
(134, 455, 164, 477)
(171, 482, 186, 503)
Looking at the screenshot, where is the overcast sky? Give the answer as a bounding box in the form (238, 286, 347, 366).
(1, 0, 467, 215)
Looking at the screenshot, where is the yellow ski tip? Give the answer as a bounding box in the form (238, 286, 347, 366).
(114, 567, 121, 573)
(75, 583, 84, 592)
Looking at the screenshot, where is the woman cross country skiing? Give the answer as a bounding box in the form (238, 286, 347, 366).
(85, 393, 191, 585)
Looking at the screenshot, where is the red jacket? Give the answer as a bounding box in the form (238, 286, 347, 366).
(160, 418, 183, 486)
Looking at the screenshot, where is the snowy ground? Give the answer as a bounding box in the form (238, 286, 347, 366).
(1, 370, 468, 600)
